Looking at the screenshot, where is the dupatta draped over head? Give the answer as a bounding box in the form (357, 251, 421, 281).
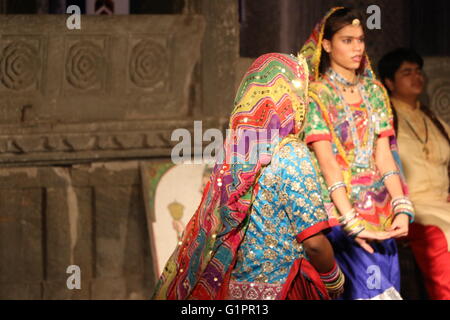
(153, 53, 310, 299)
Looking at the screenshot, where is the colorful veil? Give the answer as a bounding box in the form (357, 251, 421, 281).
(153, 53, 310, 299)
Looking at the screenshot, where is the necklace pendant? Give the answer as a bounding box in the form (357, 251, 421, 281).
(423, 145, 430, 158)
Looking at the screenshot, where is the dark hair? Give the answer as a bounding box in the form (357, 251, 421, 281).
(319, 8, 365, 74)
(378, 49, 449, 148)
(378, 48, 424, 87)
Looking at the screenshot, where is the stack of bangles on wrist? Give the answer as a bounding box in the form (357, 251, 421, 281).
(381, 170, 400, 184)
(338, 208, 365, 237)
(391, 196, 415, 223)
(319, 261, 345, 297)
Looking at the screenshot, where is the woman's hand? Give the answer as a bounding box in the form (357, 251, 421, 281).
(386, 214, 410, 238)
(353, 230, 392, 254)
(447, 193, 450, 202)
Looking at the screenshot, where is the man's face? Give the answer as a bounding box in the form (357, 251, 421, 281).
(388, 61, 424, 98)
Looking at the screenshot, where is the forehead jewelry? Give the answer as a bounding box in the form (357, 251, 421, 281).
(352, 19, 360, 26)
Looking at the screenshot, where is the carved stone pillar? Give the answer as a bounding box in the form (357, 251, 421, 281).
(193, 0, 240, 118)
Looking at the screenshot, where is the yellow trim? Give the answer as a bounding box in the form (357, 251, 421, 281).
(313, 7, 344, 80)
(376, 80, 394, 119)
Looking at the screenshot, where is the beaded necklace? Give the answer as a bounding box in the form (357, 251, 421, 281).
(326, 68, 377, 169)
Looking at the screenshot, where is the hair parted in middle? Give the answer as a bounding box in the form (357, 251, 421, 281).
(319, 7, 366, 75)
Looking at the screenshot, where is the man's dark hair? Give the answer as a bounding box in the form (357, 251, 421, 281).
(378, 48, 424, 86)
(378, 48, 450, 148)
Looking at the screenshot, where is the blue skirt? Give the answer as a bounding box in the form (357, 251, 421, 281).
(326, 226, 402, 300)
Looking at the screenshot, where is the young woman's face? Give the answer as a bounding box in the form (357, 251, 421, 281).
(323, 24, 365, 71)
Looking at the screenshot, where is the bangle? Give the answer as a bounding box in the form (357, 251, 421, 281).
(390, 196, 411, 207)
(391, 196, 415, 212)
(319, 261, 339, 279)
(381, 170, 400, 184)
(394, 211, 415, 223)
(338, 208, 366, 237)
(342, 216, 365, 238)
(328, 181, 347, 195)
(393, 204, 414, 212)
(319, 262, 345, 296)
(393, 201, 414, 208)
(390, 195, 415, 223)
(392, 200, 413, 207)
(338, 208, 357, 225)
(391, 195, 409, 202)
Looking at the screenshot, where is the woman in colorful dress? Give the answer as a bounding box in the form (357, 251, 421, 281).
(152, 53, 344, 300)
(300, 7, 415, 299)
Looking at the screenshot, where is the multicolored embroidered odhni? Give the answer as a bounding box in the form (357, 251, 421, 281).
(299, 7, 409, 300)
(152, 53, 311, 300)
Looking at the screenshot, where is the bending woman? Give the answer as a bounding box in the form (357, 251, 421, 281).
(153, 53, 344, 300)
(300, 7, 415, 299)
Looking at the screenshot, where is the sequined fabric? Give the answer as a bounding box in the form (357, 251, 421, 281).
(304, 78, 396, 232)
(153, 53, 312, 300)
(228, 140, 329, 298)
(299, 7, 408, 233)
(298, 7, 407, 300)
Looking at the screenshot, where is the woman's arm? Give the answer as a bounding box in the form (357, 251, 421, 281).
(311, 140, 353, 215)
(303, 232, 335, 273)
(375, 137, 410, 237)
(375, 137, 404, 198)
(310, 140, 392, 252)
(303, 232, 344, 298)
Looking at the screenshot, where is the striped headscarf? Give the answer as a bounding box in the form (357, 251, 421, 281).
(153, 52, 310, 299)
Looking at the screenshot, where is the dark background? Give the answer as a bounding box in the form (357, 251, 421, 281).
(3, 0, 449, 59)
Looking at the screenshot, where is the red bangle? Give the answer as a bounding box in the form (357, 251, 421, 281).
(318, 261, 338, 278)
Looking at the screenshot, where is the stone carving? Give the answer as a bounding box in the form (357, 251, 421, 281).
(194, 0, 238, 117)
(423, 57, 450, 124)
(429, 80, 450, 120)
(129, 39, 167, 89)
(0, 116, 229, 166)
(66, 40, 104, 90)
(0, 15, 214, 165)
(0, 41, 40, 91)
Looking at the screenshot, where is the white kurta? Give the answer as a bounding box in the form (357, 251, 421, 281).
(392, 97, 450, 251)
